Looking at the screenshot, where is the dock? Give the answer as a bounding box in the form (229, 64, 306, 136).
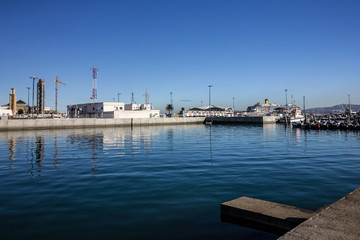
(221, 187, 360, 239)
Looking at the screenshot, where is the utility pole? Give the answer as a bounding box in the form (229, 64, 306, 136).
(208, 85, 213, 116)
(27, 87, 31, 114)
(54, 76, 66, 114)
(29, 76, 38, 117)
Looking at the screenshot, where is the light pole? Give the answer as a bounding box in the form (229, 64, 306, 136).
(118, 92, 121, 102)
(29, 76, 38, 117)
(232, 97, 235, 112)
(208, 85, 213, 116)
(170, 92, 173, 114)
(285, 89, 288, 113)
(27, 87, 31, 114)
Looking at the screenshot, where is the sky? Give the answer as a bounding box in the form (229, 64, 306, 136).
(1, 0, 359, 112)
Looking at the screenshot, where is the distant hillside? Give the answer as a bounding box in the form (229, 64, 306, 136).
(306, 104, 360, 114)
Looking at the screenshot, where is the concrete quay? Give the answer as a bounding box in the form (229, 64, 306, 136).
(0, 117, 206, 131)
(221, 187, 360, 239)
(221, 197, 317, 235)
(209, 115, 280, 124)
(279, 187, 360, 240)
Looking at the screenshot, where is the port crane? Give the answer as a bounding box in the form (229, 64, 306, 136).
(54, 76, 66, 113)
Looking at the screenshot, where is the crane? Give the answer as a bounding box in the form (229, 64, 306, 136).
(54, 76, 66, 114)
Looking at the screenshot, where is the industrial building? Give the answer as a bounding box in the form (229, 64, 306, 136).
(67, 102, 160, 118)
(182, 105, 234, 117)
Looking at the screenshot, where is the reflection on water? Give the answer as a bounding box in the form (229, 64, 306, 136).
(0, 125, 200, 178)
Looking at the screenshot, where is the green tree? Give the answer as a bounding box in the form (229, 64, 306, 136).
(166, 104, 174, 115)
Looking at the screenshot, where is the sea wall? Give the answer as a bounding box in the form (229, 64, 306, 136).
(0, 117, 206, 131)
(210, 115, 280, 124)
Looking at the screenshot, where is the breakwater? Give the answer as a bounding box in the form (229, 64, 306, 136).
(0, 117, 206, 131)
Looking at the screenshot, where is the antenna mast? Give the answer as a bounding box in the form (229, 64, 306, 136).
(145, 89, 149, 105)
(90, 67, 99, 102)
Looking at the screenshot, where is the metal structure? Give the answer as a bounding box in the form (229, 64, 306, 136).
(37, 79, 45, 114)
(145, 89, 149, 105)
(54, 76, 66, 113)
(90, 67, 99, 102)
(29, 76, 39, 117)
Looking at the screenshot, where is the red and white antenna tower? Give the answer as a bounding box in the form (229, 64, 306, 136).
(90, 67, 99, 102)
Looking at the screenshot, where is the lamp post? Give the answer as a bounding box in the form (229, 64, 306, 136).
(118, 93, 121, 102)
(27, 87, 31, 114)
(232, 97, 235, 112)
(208, 85, 213, 116)
(170, 92, 173, 114)
(285, 89, 288, 113)
(29, 76, 38, 117)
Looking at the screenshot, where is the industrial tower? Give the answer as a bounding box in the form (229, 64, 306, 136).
(90, 67, 99, 102)
(54, 76, 66, 113)
(37, 79, 45, 114)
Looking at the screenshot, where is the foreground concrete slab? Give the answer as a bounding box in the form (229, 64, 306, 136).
(221, 197, 316, 235)
(279, 187, 360, 240)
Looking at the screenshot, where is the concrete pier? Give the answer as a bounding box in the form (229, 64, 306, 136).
(279, 187, 360, 240)
(221, 197, 317, 235)
(221, 187, 360, 239)
(0, 117, 206, 131)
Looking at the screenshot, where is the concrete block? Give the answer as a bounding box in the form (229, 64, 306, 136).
(221, 197, 316, 235)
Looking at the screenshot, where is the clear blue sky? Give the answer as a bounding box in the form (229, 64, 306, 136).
(1, 0, 359, 112)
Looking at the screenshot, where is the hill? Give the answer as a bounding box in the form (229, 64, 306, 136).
(306, 104, 360, 114)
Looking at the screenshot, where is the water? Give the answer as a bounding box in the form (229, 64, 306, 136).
(1, 124, 359, 240)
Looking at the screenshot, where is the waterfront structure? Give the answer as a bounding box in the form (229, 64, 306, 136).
(183, 105, 234, 117)
(67, 102, 160, 118)
(0, 107, 12, 117)
(9, 88, 17, 115)
(36, 79, 45, 114)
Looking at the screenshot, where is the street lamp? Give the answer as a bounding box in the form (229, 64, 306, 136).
(29, 76, 38, 117)
(170, 92, 173, 114)
(118, 92, 121, 102)
(208, 85, 213, 116)
(27, 87, 31, 114)
(232, 97, 235, 112)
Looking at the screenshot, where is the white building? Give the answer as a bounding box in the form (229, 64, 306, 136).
(0, 106, 12, 117)
(183, 105, 234, 117)
(67, 102, 160, 118)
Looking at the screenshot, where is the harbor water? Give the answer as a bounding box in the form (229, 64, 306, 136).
(1, 124, 359, 240)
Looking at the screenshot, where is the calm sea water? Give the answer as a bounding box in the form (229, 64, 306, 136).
(1, 124, 359, 240)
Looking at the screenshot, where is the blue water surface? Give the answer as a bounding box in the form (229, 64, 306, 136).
(0, 124, 359, 240)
